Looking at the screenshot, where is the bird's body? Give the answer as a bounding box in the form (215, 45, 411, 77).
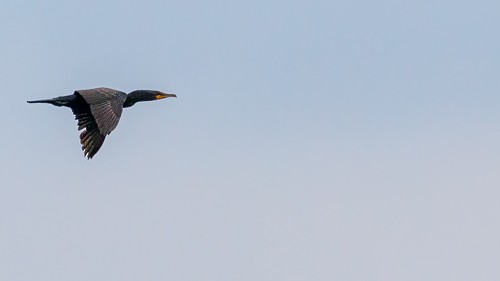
(28, 87, 176, 159)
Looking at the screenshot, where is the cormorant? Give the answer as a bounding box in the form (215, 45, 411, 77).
(27, 87, 176, 159)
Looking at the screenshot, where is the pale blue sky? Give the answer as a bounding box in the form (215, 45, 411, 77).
(1, 1, 500, 280)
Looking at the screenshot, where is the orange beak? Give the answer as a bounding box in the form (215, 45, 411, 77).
(155, 93, 177, 100)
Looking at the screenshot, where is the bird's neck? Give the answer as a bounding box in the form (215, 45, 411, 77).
(123, 90, 152, 108)
(123, 97, 136, 108)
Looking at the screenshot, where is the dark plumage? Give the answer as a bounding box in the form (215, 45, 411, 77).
(27, 87, 176, 159)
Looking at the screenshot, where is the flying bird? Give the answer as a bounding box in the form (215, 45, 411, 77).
(27, 87, 176, 159)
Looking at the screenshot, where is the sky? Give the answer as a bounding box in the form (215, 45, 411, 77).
(1, 0, 500, 280)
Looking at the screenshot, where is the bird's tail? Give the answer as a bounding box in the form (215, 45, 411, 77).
(27, 99, 57, 104)
(27, 95, 74, 107)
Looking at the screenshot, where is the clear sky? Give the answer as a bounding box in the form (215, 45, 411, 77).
(1, 0, 500, 280)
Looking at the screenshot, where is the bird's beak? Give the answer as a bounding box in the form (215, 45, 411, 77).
(155, 93, 177, 100)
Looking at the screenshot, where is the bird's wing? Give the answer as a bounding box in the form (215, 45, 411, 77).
(75, 88, 127, 135)
(71, 99, 106, 159)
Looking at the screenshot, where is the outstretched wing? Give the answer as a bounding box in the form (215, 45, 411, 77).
(71, 88, 127, 159)
(75, 88, 127, 135)
(71, 101, 106, 159)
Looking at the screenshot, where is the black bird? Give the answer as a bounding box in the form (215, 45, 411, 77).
(27, 87, 176, 159)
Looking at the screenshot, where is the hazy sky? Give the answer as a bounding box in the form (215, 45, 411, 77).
(1, 1, 500, 280)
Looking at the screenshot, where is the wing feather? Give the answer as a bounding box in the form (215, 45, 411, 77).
(75, 88, 127, 135)
(69, 88, 127, 158)
(71, 94, 107, 159)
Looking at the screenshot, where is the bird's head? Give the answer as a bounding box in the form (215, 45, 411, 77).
(124, 90, 176, 108)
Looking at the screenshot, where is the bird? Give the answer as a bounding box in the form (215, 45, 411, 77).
(27, 87, 176, 159)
